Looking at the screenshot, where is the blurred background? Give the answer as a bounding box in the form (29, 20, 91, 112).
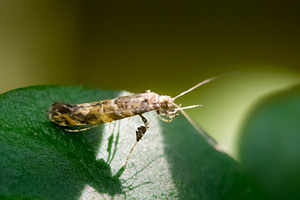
(0, 0, 299, 159)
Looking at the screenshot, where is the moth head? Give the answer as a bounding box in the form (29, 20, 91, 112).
(158, 95, 174, 110)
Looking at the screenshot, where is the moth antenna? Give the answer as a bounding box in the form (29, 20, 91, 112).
(173, 103, 223, 152)
(173, 77, 216, 100)
(172, 104, 202, 112)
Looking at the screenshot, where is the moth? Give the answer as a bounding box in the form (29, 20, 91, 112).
(48, 78, 218, 167)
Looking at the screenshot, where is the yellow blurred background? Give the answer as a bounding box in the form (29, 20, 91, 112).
(0, 1, 299, 159)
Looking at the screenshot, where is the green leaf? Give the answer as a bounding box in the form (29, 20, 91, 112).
(0, 85, 263, 199)
(238, 84, 300, 200)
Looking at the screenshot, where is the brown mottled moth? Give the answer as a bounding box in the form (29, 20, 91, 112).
(48, 77, 219, 167)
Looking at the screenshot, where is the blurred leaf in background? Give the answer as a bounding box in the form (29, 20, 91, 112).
(239, 84, 300, 200)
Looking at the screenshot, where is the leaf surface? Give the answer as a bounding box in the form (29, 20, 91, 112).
(0, 86, 263, 199)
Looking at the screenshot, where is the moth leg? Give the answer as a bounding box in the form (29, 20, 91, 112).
(64, 124, 99, 132)
(158, 110, 179, 122)
(124, 114, 150, 167)
(157, 110, 171, 122)
(135, 114, 150, 141)
(158, 113, 173, 122)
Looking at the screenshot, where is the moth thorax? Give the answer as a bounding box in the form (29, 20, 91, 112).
(159, 95, 174, 109)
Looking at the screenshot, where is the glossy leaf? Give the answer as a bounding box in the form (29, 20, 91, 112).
(0, 86, 263, 199)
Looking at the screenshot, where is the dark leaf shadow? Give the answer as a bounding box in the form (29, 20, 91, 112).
(161, 115, 266, 200)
